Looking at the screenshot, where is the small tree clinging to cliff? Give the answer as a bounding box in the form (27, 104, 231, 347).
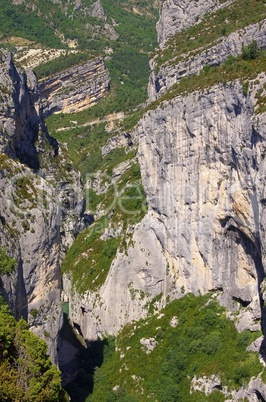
(0, 247, 15, 275)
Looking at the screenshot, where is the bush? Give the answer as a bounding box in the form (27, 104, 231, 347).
(0, 298, 68, 401)
(242, 40, 259, 60)
(0, 247, 16, 275)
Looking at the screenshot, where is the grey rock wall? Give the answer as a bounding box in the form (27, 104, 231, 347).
(138, 78, 266, 327)
(67, 76, 266, 343)
(0, 160, 63, 362)
(149, 20, 266, 101)
(157, 0, 234, 47)
(0, 51, 84, 362)
(0, 51, 44, 169)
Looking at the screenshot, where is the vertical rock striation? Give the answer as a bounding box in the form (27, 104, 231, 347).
(156, 0, 235, 47)
(0, 50, 83, 362)
(138, 80, 266, 320)
(68, 77, 266, 341)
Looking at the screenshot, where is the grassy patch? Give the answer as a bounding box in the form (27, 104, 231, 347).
(0, 247, 16, 275)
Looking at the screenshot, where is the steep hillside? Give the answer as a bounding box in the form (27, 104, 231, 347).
(1, 0, 266, 401)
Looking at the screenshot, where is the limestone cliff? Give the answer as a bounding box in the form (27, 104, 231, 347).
(149, 17, 266, 101)
(0, 50, 83, 362)
(156, 0, 235, 47)
(39, 56, 110, 116)
(64, 2, 266, 360)
(138, 79, 266, 323)
(65, 77, 266, 346)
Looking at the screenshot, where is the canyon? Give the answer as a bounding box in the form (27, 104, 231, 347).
(1, 0, 266, 400)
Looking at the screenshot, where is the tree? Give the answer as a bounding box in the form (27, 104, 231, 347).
(0, 247, 16, 275)
(0, 298, 69, 401)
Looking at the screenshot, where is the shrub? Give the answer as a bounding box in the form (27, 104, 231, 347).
(242, 40, 259, 60)
(0, 247, 16, 275)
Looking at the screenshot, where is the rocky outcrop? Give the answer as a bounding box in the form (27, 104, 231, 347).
(156, 0, 234, 47)
(149, 19, 266, 101)
(0, 51, 84, 362)
(39, 56, 110, 116)
(191, 374, 266, 400)
(88, 0, 106, 19)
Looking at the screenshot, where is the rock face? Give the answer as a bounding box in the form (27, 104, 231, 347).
(89, 0, 106, 19)
(191, 374, 266, 401)
(0, 164, 63, 362)
(0, 51, 47, 170)
(0, 50, 83, 362)
(156, 0, 234, 47)
(64, 213, 168, 339)
(66, 77, 266, 342)
(39, 56, 110, 116)
(63, 1, 266, 352)
(138, 80, 266, 317)
(149, 19, 266, 101)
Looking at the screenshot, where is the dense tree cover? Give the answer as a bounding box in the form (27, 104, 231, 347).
(0, 0, 62, 48)
(86, 294, 264, 402)
(0, 297, 68, 401)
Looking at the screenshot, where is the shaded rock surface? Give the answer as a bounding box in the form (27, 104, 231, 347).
(0, 51, 84, 362)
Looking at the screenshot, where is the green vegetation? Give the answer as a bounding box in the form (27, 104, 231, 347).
(0, 247, 15, 275)
(14, 175, 38, 208)
(61, 217, 118, 293)
(0, 0, 62, 48)
(0, 297, 68, 401)
(147, 49, 266, 112)
(62, 163, 147, 294)
(0, 0, 158, 114)
(242, 40, 260, 60)
(154, 0, 266, 72)
(34, 52, 94, 79)
(86, 294, 264, 402)
(47, 121, 132, 179)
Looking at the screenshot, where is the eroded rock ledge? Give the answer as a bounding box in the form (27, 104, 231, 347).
(39, 56, 110, 116)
